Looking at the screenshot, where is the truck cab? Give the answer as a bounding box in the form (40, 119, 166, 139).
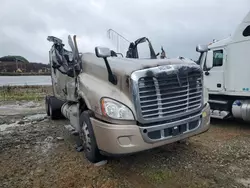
(196, 10, 250, 122)
(46, 35, 211, 163)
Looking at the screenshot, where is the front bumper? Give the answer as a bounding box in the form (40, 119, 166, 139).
(91, 104, 210, 155)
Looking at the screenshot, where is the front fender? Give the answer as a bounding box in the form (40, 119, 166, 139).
(77, 73, 135, 117)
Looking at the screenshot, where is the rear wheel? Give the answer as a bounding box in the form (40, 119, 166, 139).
(48, 96, 64, 120)
(45, 96, 50, 116)
(79, 111, 104, 163)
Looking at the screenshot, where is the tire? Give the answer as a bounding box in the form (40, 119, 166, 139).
(79, 111, 104, 163)
(48, 96, 65, 120)
(45, 95, 50, 116)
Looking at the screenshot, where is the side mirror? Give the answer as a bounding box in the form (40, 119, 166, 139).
(206, 51, 213, 70)
(95, 47, 111, 58)
(196, 44, 208, 53)
(95, 47, 117, 85)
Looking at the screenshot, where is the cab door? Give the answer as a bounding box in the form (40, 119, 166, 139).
(203, 49, 225, 92)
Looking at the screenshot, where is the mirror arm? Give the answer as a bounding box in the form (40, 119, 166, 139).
(197, 52, 203, 65)
(116, 53, 123, 57)
(147, 40, 157, 59)
(103, 57, 117, 85)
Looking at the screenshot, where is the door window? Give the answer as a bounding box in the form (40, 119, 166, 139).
(213, 50, 223, 67)
(137, 42, 151, 59)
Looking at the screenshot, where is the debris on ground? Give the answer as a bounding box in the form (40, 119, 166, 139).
(64, 124, 75, 132)
(56, 137, 64, 141)
(22, 101, 41, 108)
(94, 160, 108, 167)
(23, 113, 47, 122)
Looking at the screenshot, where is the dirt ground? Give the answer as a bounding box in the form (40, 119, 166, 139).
(0, 100, 250, 188)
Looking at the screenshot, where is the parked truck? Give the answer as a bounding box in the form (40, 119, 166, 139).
(196, 10, 250, 122)
(45, 35, 210, 163)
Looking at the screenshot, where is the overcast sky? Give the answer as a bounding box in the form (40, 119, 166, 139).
(0, 0, 249, 63)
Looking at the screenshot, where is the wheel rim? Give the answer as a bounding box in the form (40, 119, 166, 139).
(81, 122, 91, 152)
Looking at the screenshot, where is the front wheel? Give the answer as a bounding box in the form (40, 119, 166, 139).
(79, 111, 104, 163)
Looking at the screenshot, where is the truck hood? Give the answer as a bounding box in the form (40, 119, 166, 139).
(82, 53, 196, 76)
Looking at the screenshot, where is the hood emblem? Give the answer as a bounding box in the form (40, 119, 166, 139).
(158, 65, 174, 71)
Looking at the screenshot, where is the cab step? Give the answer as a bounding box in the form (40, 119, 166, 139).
(210, 109, 231, 119)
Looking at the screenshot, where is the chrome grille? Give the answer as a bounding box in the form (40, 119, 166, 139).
(138, 71, 203, 120)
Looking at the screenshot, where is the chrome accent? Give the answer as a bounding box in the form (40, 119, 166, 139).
(139, 112, 202, 143)
(232, 100, 250, 122)
(131, 64, 203, 124)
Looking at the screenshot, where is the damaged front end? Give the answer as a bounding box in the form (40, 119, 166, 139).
(130, 64, 205, 143)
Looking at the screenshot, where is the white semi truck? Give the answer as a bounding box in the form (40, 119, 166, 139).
(196, 10, 250, 122)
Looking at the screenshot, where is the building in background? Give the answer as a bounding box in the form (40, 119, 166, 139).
(0, 56, 50, 74)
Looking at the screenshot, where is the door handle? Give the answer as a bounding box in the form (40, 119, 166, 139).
(205, 71, 210, 76)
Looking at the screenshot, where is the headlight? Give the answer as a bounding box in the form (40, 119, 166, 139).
(203, 86, 209, 105)
(100, 98, 134, 120)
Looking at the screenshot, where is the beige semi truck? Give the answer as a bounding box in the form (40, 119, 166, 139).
(45, 35, 210, 163)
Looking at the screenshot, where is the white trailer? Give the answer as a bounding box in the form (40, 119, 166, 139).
(196, 10, 250, 122)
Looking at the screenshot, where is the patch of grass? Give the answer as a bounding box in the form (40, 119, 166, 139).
(142, 168, 209, 188)
(0, 85, 52, 101)
(142, 169, 173, 184)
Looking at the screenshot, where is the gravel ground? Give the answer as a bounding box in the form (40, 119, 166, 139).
(0, 101, 250, 188)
